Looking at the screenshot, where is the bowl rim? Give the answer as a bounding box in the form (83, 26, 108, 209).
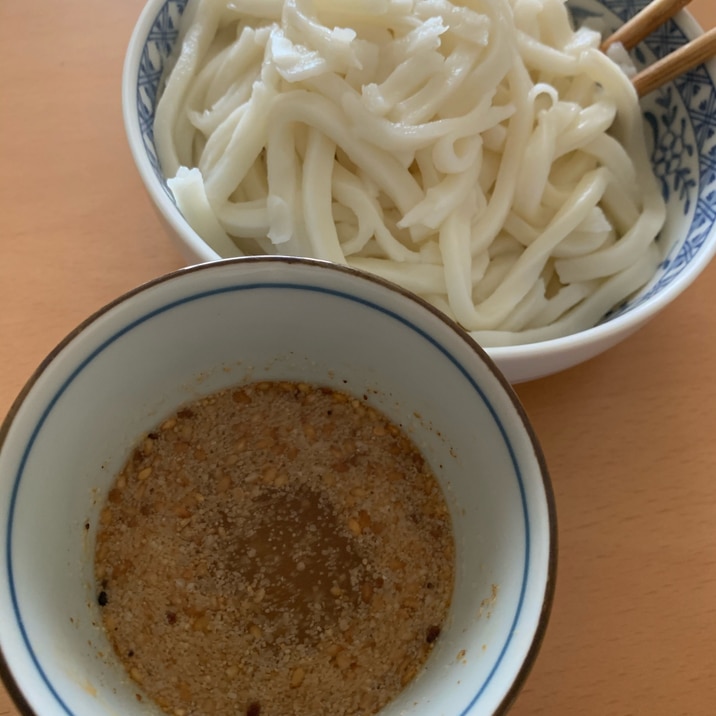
(121, 0, 212, 262)
(0, 256, 558, 716)
(122, 0, 716, 362)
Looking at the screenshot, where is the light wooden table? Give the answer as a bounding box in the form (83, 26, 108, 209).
(1, 1, 715, 714)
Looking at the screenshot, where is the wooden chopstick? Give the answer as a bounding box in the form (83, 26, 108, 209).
(600, 0, 692, 52)
(631, 26, 716, 96)
(599, 0, 716, 97)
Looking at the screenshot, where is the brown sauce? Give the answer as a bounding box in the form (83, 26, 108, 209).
(94, 380, 455, 716)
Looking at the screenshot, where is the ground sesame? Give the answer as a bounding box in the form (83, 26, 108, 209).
(95, 381, 454, 716)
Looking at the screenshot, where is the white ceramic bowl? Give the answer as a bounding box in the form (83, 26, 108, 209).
(123, 0, 716, 383)
(0, 258, 556, 716)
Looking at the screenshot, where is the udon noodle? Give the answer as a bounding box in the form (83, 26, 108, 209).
(154, 0, 666, 345)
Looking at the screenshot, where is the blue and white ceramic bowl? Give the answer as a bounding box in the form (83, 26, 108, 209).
(0, 257, 556, 716)
(122, 0, 716, 383)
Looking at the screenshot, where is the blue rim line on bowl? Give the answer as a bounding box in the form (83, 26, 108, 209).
(0, 258, 557, 716)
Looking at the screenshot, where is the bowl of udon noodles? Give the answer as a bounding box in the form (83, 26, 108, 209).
(123, 0, 716, 383)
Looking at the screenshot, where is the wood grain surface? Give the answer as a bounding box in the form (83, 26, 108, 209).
(1, 1, 715, 714)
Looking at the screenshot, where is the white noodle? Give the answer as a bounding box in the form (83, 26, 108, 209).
(154, 0, 667, 345)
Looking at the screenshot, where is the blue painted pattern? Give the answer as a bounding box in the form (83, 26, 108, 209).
(134, 0, 716, 323)
(136, 0, 189, 185)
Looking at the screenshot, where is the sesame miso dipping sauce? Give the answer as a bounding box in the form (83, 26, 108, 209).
(94, 380, 455, 716)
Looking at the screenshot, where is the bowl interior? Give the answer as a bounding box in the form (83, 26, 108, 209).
(126, 0, 716, 380)
(0, 259, 555, 716)
(572, 0, 716, 316)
